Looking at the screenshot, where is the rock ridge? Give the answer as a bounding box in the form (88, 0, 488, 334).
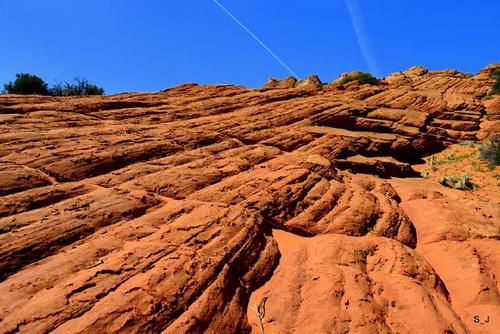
(0, 64, 498, 333)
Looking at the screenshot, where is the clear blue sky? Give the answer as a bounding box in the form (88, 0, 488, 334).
(1, 0, 499, 94)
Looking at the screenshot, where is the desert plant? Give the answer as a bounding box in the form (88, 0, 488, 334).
(428, 155, 437, 171)
(492, 68, 500, 78)
(3, 73, 104, 96)
(439, 175, 475, 190)
(49, 81, 64, 96)
(73, 77, 104, 95)
(472, 160, 486, 172)
(479, 137, 500, 169)
(3, 73, 49, 95)
(254, 297, 268, 334)
(458, 175, 474, 190)
(489, 81, 500, 96)
(338, 72, 379, 85)
(440, 176, 457, 187)
(434, 153, 471, 166)
(487, 68, 500, 96)
(49, 77, 104, 96)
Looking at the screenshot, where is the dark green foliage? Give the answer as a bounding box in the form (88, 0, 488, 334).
(491, 68, 500, 80)
(479, 137, 500, 169)
(490, 82, 500, 96)
(3, 73, 49, 95)
(487, 68, 500, 96)
(338, 72, 380, 85)
(3, 73, 104, 96)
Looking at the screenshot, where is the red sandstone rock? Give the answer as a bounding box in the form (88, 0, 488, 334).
(295, 75, 323, 91)
(0, 65, 498, 333)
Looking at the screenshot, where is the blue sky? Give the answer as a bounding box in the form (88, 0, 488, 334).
(1, 0, 499, 94)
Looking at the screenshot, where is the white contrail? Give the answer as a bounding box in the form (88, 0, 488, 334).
(212, 0, 300, 78)
(344, 0, 381, 77)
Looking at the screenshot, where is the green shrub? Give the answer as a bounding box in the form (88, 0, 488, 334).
(338, 72, 379, 85)
(489, 81, 500, 96)
(479, 137, 500, 169)
(3, 73, 49, 95)
(3, 73, 104, 96)
(491, 68, 500, 80)
(420, 170, 429, 178)
(487, 68, 500, 96)
(439, 175, 475, 190)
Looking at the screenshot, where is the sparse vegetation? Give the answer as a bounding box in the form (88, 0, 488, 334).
(420, 142, 497, 191)
(2, 73, 104, 96)
(425, 150, 473, 171)
(49, 78, 104, 96)
(439, 175, 475, 190)
(338, 72, 380, 85)
(434, 153, 471, 165)
(484, 112, 493, 119)
(479, 137, 500, 170)
(471, 160, 486, 172)
(420, 170, 429, 178)
(459, 140, 474, 146)
(428, 155, 437, 171)
(254, 297, 268, 334)
(486, 68, 500, 97)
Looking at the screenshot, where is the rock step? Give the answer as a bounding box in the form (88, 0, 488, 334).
(426, 126, 478, 140)
(304, 125, 400, 141)
(334, 155, 417, 178)
(429, 119, 480, 131)
(431, 111, 482, 122)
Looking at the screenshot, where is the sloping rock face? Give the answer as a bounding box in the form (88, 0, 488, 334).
(0, 66, 498, 333)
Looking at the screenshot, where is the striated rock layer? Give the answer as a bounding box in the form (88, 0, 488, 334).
(0, 65, 499, 333)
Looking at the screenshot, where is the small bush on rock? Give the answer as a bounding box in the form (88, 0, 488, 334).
(2, 73, 104, 96)
(338, 72, 380, 85)
(487, 68, 500, 96)
(439, 175, 475, 190)
(49, 78, 104, 96)
(3, 73, 49, 95)
(479, 137, 500, 169)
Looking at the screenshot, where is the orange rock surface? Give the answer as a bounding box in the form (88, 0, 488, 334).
(0, 65, 498, 333)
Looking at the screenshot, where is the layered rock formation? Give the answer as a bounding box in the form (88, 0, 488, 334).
(0, 65, 498, 333)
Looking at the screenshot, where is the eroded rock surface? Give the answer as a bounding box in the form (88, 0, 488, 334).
(0, 65, 498, 333)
